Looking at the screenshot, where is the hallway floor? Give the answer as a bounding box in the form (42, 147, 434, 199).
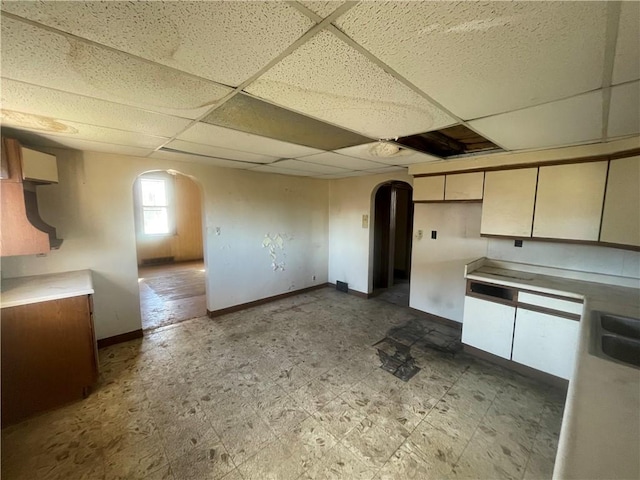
(138, 260, 206, 330)
(2, 288, 565, 480)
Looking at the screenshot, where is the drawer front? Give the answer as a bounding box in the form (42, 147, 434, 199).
(518, 291, 583, 316)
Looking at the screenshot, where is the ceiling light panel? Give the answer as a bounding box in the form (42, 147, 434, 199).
(272, 159, 351, 175)
(1, 16, 232, 119)
(297, 1, 345, 19)
(296, 152, 387, 170)
(337, 1, 607, 120)
(164, 139, 278, 164)
(2, 2, 313, 87)
(1, 79, 191, 138)
(245, 31, 456, 139)
(335, 142, 441, 166)
(203, 93, 372, 150)
(177, 122, 322, 159)
(612, 2, 640, 85)
(469, 91, 603, 151)
(608, 81, 640, 139)
(151, 150, 256, 170)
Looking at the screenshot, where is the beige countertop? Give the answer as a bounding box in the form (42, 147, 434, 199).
(466, 259, 640, 480)
(1, 270, 94, 309)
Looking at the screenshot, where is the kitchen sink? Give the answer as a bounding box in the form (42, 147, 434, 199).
(592, 311, 640, 369)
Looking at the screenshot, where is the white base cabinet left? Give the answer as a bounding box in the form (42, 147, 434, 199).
(462, 296, 515, 359)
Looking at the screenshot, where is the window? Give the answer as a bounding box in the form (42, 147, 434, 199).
(139, 176, 172, 235)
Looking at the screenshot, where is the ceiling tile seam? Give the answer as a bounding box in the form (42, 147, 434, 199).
(147, 7, 356, 158)
(287, 1, 356, 25)
(324, 23, 510, 152)
(11, 133, 156, 153)
(601, 1, 623, 141)
(164, 138, 281, 161)
(295, 151, 390, 167)
(295, 157, 388, 170)
(0, 77, 197, 122)
(0, 12, 236, 90)
(158, 147, 270, 167)
(287, 158, 352, 172)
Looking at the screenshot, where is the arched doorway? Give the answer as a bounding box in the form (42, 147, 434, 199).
(372, 181, 414, 305)
(133, 170, 206, 330)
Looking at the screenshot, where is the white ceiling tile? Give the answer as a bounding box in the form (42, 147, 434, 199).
(273, 159, 350, 175)
(469, 91, 603, 150)
(320, 171, 372, 179)
(165, 140, 278, 164)
(364, 166, 407, 174)
(250, 165, 317, 177)
(296, 152, 387, 170)
(336, 142, 441, 166)
(337, 1, 608, 119)
(245, 30, 456, 138)
(608, 81, 640, 139)
(612, 2, 640, 85)
(150, 150, 255, 170)
(2, 1, 313, 86)
(1, 16, 232, 119)
(298, 2, 345, 19)
(177, 122, 323, 158)
(1, 112, 168, 149)
(1, 79, 192, 138)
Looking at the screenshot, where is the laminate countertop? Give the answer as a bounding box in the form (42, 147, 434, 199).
(466, 259, 640, 480)
(1, 270, 94, 309)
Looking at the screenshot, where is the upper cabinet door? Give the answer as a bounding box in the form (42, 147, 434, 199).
(21, 147, 58, 184)
(533, 162, 607, 241)
(445, 172, 484, 200)
(481, 168, 538, 237)
(600, 156, 640, 247)
(413, 176, 445, 201)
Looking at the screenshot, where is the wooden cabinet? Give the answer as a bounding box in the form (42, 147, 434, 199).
(533, 162, 607, 241)
(512, 308, 579, 380)
(481, 168, 538, 237)
(445, 172, 484, 200)
(1, 295, 98, 426)
(462, 295, 516, 359)
(413, 176, 444, 201)
(600, 156, 640, 247)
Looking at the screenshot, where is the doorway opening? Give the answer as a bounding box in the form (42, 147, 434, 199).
(372, 181, 414, 306)
(133, 170, 206, 330)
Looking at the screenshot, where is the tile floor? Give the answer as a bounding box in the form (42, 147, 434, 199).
(1, 287, 566, 480)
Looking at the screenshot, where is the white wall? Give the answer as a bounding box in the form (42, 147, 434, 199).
(1, 149, 329, 339)
(487, 239, 640, 279)
(410, 203, 488, 323)
(328, 171, 413, 294)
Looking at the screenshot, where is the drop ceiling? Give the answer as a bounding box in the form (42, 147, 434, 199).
(1, 1, 638, 179)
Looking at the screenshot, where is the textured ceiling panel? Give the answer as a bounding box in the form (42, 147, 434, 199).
(1, 113, 168, 149)
(337, 1, 607, 120)
(1, 16, 232, 119)
(2, 1, 313, 87)
(203, 93, 372, 150)
(272, 159, 350, 175)
(250, 164, 317, 177)
(1, 79, 191, 138)
(608, 81, 640, 139)
(298, 1, 345, 19)
(164, 139, 278, 164)
(335, 142, 441, 166)
(296, 152, 387, 170)
(177, 122, 322, 159)
(469, 91, 603, 150)
(245, 31, 456, 138)
(612, 2, 640, 85)
(150, 150, 256, 170)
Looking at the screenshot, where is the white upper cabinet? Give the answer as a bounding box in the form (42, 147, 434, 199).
(600, 156, 640, 247)
(445, 172, 484, 200)
(481, 168, 538, 237)
(533, 162, 607, 241)
(413, 175, 444, 201)
(21, 147, 58, 184)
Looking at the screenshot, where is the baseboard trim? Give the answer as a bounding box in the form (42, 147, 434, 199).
(208, 283, 330, 317)
(408, 308, 462, 331)
(97, 329, 143, 349)
(463, 345, 569, 389)
(327, 283, 372, 299)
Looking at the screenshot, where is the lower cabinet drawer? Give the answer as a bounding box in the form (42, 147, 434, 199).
(512, 308, 579, 380)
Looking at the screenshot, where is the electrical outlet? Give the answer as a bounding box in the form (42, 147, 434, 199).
(514, 240, 523, 247)
(431, 230, 437, 239)
(312, 275, 316, 281)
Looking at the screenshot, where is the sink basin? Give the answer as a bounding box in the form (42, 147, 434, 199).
(592, 311, 640, 369)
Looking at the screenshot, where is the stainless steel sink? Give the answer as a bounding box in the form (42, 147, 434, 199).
(592, 311, 640, 369)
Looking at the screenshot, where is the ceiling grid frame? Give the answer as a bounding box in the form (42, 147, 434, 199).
(600, 1, 623, 142)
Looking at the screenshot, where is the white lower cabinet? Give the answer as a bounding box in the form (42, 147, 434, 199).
(511, 308, 579, 380)
(462, 296, 515, 359)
